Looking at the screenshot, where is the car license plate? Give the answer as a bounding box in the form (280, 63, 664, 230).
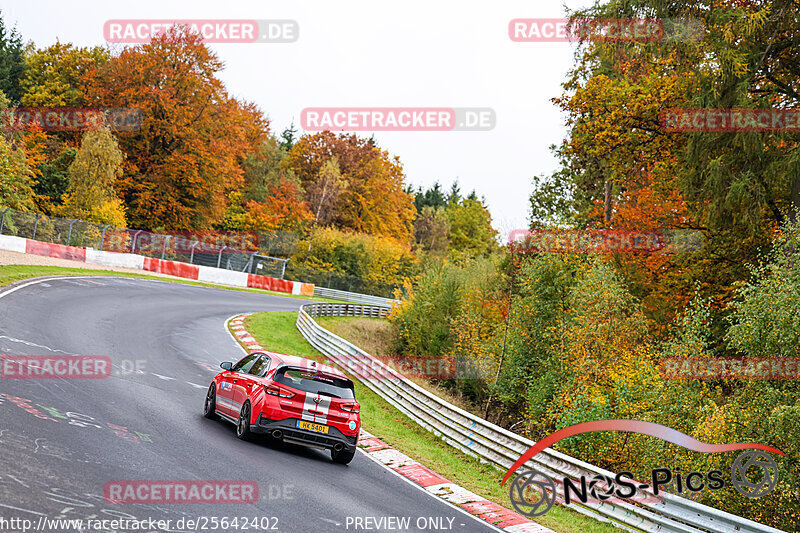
(297, 420, 329, 434)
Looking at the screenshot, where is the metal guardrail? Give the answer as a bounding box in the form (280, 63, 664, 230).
(304, 303, 391, 319)
(296, 303, 785, 533)
(313, 286, 399, 307)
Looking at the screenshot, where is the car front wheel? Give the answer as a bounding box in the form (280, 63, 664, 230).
(237, 402, 253, 441)
(204, 385, 218, 420)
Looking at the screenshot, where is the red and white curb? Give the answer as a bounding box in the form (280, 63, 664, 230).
(226, 313, 555, 533)
(358, 429, 553, 533)
(228, 313, 264, 351)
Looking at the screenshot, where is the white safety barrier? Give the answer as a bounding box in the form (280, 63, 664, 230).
(85, 248, 145, 269)
(197, 265, 249, 286)
(0, 234, 27, 253)
(296, 303, 786, 533)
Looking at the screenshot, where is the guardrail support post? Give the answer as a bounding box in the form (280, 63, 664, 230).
(217, 246, 227, 268)
(280, 258, 288, 280)
(0, 207, 10, 234)
(131, 230, 143, 253)
(66, 219, 77, 246)
(99, 225, 111, 251)
(161, 235, 170, 260)
(32, 214, 42, 240)
(189, 241, 199, 264)
(243, 252, 255, 273)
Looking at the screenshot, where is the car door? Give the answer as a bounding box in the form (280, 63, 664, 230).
(218, 354, 258, 417)
(235, 354, 270, 413)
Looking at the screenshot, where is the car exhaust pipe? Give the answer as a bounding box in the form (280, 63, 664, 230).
(272, 430, 283, 439)
(333, 443, 344, 453)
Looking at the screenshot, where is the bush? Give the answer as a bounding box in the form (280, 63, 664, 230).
(290, 226, 415, 286)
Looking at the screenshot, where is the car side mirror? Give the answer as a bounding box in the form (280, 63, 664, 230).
(220, 362, 233, 371)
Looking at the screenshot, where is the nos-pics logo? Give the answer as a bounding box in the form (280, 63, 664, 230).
(501, 420, 784, 518)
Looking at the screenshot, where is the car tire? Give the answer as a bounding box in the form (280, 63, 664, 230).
(331, 446, 356, 465)
(237, 402, 253, 441)
(204, 385, 218, 420)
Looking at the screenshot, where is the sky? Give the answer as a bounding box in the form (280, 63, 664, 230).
(0, 0, 594, 241)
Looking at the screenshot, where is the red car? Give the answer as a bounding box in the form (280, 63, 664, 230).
(203, 351, 360, 464)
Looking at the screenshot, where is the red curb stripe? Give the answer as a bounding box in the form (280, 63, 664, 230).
(395, 464, 450, 488)
(247, 273, 293, 293)
(143, 257, 199, 280)
(26, 239, 87, 262)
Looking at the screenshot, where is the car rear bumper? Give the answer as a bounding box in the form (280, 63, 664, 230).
(254, 416, 358, 452)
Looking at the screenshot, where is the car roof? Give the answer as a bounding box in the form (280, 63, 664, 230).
(252, 351, 348, 380)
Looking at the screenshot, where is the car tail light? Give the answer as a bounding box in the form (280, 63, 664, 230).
(265, 384, 294, 398)
(341, 402, 360, 413)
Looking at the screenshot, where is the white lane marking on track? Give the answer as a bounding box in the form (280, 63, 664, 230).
(0, 276, 96, 301)
(0, 336, 72, 354)
(318, 518, 342, 526)
(186, 382, 206, 389)
(0, 276, 113, 360)
(151, 373, 176, 381)
(0, 503, 46, 516)
(357, 450, 508, 533)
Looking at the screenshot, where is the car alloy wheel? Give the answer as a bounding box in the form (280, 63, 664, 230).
(237, 403, 252, 440)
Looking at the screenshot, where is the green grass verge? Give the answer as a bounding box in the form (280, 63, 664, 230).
(0, 264, 349, 303)
(244, 311, 619, 533)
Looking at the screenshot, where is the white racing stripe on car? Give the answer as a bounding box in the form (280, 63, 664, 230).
(301, 392, 330, 424)
(215, 396, 241, 413)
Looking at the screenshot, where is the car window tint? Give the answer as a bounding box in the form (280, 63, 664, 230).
(274, 367, 355, 399)
(232, 354, 257, 373)
(248, 355, 270, 376)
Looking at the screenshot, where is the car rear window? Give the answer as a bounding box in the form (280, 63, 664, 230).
(274, 367, 355, 399)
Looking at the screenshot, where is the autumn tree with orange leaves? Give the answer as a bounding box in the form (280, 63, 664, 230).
(286, 131, 415, 242)
(94, 27, 267, 230)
